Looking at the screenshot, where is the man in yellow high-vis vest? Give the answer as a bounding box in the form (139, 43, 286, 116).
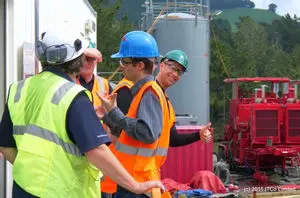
(0, 29, 164, 198)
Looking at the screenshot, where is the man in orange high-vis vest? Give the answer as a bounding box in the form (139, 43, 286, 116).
(101, 77, 133, 198)
(95, 31, 172, 198)
(100, 50, 212, 198)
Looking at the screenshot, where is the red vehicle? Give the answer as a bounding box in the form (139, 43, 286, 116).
(218, 77, 300, 183)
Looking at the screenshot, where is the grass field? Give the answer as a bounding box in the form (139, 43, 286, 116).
(214, 8, 282, 32)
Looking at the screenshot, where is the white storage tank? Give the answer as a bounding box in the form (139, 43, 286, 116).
(145, 1, 210, 124)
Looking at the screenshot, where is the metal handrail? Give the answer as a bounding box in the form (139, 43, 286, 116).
(139, 0, 210, 30)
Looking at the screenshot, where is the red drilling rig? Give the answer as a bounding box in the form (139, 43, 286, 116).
(218, 77, 300, 183)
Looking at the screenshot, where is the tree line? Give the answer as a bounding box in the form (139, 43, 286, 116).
(210, 15, 300, 137)
(88, 0, 300, 138)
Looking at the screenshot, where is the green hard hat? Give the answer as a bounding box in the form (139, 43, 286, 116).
(161, 49, 188, 70)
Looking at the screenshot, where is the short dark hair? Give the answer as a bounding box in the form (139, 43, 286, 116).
(41, 54, 83, 74)
(132, 58, 153, 74)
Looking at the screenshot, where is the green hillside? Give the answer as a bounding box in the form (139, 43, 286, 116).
(214, 8, 281, 32)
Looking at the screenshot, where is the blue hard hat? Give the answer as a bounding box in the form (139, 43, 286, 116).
(111, 31, 160, 58)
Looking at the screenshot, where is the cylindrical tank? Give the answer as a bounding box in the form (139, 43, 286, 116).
(154, 13, 210, 124)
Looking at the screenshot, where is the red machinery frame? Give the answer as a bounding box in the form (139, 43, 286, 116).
(218, 77, 300, 183)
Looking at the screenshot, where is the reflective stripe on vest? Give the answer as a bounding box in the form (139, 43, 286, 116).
(7, 72, 100, 198)
(51, 82, 76, 105)
(114, 80, 171, 182)
(115, 141, 168, 157)
(92, 75, 109, 107)
(96, 76, 106, 96)
(14, 80, 26, 102)
(13, 124, 81, 156)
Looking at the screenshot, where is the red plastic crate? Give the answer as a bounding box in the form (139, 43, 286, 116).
(160, 125, 213, 184)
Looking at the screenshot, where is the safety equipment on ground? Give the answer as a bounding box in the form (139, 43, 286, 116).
(7, 71, 101, 197)
(162, 178, 191, 194)
(35, 30, 89, 65)
(161, 50, 188, 70)
(214, 161, 230, 185)
(111, 31, 160, 58)
(189, 170, 227, 194)
(175, 189, 212, 197)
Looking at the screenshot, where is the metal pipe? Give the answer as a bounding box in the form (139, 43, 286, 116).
(261, 85, 268, 99)
(273, 83, 279, 97)
(1, 1, 8, 197)
(0, 0, 6, 197)
(255, 88, 259, 99)
(35, 0, 39, 74)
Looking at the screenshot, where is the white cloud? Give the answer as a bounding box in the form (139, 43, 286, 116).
(252, 0, 300, 16)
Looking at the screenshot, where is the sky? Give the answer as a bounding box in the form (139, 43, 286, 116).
(66, 1, 300, 19)
(252, 0, 300, 17)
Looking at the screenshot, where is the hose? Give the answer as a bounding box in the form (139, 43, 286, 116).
(227, 140, 254, 176)
(214, 161, 230, 185)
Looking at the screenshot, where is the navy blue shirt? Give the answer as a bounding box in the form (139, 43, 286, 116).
(0, 69, 110, 197)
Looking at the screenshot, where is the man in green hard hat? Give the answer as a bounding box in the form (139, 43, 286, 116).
(97, 49, 212, 197)
(156, 49, 212, 145)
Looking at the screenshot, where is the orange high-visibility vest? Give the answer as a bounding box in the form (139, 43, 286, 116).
(112, 78, 133, 94)
(166, 95, 176, 126)
(114, 80, 171, 182)
(101, 77, 133, 194)
(100, 144, 118, 193)
(77, 75, 110, 106)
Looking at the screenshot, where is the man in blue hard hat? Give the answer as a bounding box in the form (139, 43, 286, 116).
(96, 31, 170, 198)
(97, 30, 209, 197)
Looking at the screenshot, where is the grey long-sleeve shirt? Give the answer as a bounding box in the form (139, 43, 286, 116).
(102, 75, 163, 144)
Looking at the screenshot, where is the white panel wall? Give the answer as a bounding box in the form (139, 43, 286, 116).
(5, 0, 36, 197)
(5, 0, 35, 91)
(3, 1, 96, 197)
(39, 0, 96, 43)
(0, 1, 5, 198)
(39, 0, 97, 73)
